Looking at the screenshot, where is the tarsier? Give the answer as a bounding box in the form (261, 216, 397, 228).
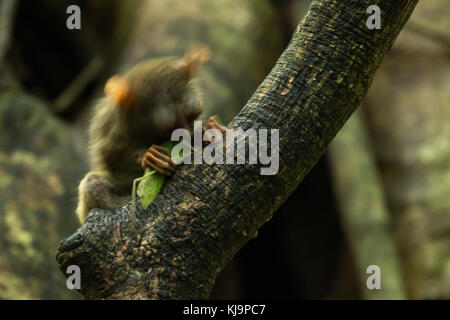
(76, 47, 226, 224)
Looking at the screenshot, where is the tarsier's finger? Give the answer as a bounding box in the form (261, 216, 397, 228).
(201, 116, 226, 145)
(146, 153, 176, 172)
(144, 159, 173, 176)
(207, 116, 226, 133)
(150, 144, 170, 156)
(210, 123, 226, 133)
(204, 122, 225, 132)
(148, 147, 176, 167)
(205, 127, 225, 141)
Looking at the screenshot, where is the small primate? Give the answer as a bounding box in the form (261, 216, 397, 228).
(76, 47, 226, 224)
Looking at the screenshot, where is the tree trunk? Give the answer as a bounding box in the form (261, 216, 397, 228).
(56, 0, 418, 299)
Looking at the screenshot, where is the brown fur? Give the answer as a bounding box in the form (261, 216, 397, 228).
(76, 51, 206, 224)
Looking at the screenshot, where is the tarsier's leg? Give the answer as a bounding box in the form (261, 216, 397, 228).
(141, 116, 227, 176)
(76, 171, 129, 224)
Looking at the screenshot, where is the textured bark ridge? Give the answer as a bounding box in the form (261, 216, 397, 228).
(56, 0, 418, 299)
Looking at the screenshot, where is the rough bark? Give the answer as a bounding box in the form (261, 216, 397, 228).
(56, 0, 418, 299)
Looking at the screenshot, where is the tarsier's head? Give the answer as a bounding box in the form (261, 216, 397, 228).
(104, 46, 210, 139)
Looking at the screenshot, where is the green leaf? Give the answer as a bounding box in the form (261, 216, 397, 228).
(135, 141, 183, 209)
(137, 168, 165, 209)
(162, 140, 184, 163)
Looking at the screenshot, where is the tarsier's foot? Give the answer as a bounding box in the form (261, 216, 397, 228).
(203, 116, 227, 145)
(141, 144, 176, 176)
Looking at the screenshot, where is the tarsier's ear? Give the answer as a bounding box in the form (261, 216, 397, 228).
(178, 45, 211, 77)
(104, 75, 136, 111)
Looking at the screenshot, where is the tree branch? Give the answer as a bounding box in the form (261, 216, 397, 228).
(56, 0, 418, 299)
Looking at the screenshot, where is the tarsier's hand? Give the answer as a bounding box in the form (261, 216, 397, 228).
(203, 116, 226, 145)
(141, 117, 226, 176)
(141, 144, 176, 176)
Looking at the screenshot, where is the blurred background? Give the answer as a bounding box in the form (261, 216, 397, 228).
(0, 0, 449, 299)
